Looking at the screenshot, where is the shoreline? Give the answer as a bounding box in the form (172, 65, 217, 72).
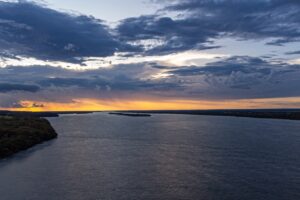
(109, 112, 151, 117)
(1, 109, 300, 121)
(117, 109, 300, 121)
(0, 116, 57, 159)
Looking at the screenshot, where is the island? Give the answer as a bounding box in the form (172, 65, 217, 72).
(109, 112, 151, 117)
(0, 116, 57, 159)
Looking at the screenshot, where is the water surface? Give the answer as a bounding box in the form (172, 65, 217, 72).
(0, 113, 299, 200)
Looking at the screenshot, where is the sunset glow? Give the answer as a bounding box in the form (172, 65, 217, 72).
(3, 97, 300, 112)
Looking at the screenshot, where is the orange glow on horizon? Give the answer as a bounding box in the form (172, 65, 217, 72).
(2, 97, 300, 112)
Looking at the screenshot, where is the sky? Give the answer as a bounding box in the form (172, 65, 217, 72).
(1, 0, 300, 111)
(44, 0, 159, 22)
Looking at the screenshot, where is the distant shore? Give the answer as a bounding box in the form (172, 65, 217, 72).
(1, 109, 300, 120)
(0, 111, 94, 118)
(109, 112, 151, 117)
(0, 116, 57, 159)
(124, 109, 300, 120)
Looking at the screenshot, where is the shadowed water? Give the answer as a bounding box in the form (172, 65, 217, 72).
(0, 113, 299, 200)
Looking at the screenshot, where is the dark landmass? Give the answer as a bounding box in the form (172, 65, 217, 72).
(0, 116, 57, 159)
(119, 109, 300, 120)
(56, 111, 94, 114)
(0, 111, 94, 118)
(1, 109, 300, 120)
(0, 111, 59, 117)
(109, 112, 151, 117)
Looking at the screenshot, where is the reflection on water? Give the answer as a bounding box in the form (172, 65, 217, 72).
(0, 113, 299, 200)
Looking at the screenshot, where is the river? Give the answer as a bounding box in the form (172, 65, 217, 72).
(0, 113, 299, 200)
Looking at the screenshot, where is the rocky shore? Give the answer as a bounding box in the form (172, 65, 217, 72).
(0, 116, 57, 159)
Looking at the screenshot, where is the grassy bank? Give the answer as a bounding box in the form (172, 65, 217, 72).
(0, 116, 57, 159)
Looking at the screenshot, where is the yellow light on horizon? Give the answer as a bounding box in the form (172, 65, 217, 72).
(2, 97, 300, 112)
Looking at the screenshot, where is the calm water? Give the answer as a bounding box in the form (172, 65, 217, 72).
(0, 113, 300, 200)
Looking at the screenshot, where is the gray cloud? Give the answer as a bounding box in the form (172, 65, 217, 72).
(10, 101, 44, 108)
(1, 0, 300, 108)
(0, 63, 181, 101)
(0, 83, 40, 93)
(2, 0, 300, 61)
(285, 50, 300, 55)
(170, 57, 274, 77)
(117, 0, 300, 54)
(165, 56, 300, 99)
(0, 1, 136, 63)
(1, 55, 300, 108)
(117, 15, 220, 55)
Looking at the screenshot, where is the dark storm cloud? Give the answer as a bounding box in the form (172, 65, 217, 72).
(1, 55, 300, 107)
(170, 57, 274, 77)
(0, 83, 40, 93)
(38, 77, 179, 91)
(0, 64, 181, 95)
(165, 56, 300, 98)
(0, 1, 135, 62)
(166, 0, 300, 45)
(38, 77, 107, 88)
(117, 15, 220, 54)
(2, 0, 299, 61)
(285, 50, 300, 55)
(117, 0, 300, 54)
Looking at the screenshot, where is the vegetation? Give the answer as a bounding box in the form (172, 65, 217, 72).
(126, 109, 300, 120)
(0, 116, 57, 159)
(109, 112, 151, 117)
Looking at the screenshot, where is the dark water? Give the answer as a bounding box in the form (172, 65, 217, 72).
(0, 113, 300, 200)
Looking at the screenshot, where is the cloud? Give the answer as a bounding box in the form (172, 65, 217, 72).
(117, 0, 300, 54)
(1, 0, 300, 109)
(0, 1, 131, 63)
(286, 50, 300, 55)
(1, 55, 300, 108)
(0, 83, 40, 93)
(10, 101, 45, 108)
(117, 15, 220, 55)
(166, 0, 300, 45)
(2, 0, 299, 63)
(0, 63, 182, 105)
(165, 56, 300, 99)
(170, 56, 273, 77)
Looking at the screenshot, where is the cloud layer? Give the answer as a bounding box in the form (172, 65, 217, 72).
(2, 0, 300, 60)
(1, 56, 300, 108)
(0, 1, 127, 62)
(117, 0, 300, 54)
(1, 0, 300, 109)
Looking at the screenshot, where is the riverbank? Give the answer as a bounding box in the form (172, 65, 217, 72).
(0, 116, 57, 159)
(123, 109, 300, 120)
(0, 111, 94, 118)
